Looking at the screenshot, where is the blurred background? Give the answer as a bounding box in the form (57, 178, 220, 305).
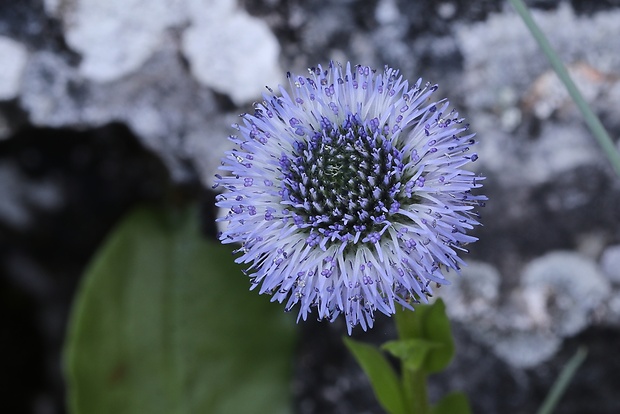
(2, 0, 620, 413)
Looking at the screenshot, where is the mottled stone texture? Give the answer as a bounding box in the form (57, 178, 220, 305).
(1, 0, 620, 413)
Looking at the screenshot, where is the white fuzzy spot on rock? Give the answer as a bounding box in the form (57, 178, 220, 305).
(375, 0, 400, 25)
(0, 37, 29, 100)
(488, 329, 562, 369)
(51, 0, 282, 103)
(439, 260, 501, 322)
(521, 251, 609, 337)
(56, 0, 185, 82)
(446, 253, 614, 368)
(19, 42, 219, 184)
(601, 244, 620, 284)
(456, 5, 620, 186)
(181, 4, 282, 105)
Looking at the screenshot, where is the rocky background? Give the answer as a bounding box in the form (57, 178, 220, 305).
(2, 0, 620, 413)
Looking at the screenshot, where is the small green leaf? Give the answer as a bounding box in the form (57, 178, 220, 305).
(343, 337, 408, 414)
(431, 392, 472, 414)
(394, 299, 455, 373)
(382, 339, 443, 372)
(422, 299, 454, 373)
(64, 206, 297, 414)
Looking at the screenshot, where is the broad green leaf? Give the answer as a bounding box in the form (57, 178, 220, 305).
(431, 392, 472, 414)
(64, 206, 297, 414)
(343, 337, 408, 414)
(394, 299, 455, 373)
(382, 339, 443, 372)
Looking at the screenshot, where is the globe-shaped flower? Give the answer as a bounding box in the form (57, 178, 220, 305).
(215, 61, 485, 333)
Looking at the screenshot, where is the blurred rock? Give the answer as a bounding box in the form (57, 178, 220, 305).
(521, 251, 609, 337)
(486, 328, 562, 368)
(0, 36, 28, 101)
(0, 161, 63, 230)
(45, 0, 185, 82)
(440, 260, 501, 322)
(523, 62, 614, 120)
(19, 42, 221, 183)
(441, 251, 615, 368)
(46, 0, 282, 103)
(457, 4, 620, 111)
(181, 2, 282, 105)
(458, 5, 620, 187)
(601, 244, 620, 284)
(16, 0, 283, 183)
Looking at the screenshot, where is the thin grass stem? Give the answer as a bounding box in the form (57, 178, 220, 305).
(536, 347, 588, 414)
(509, 0, 620, 177)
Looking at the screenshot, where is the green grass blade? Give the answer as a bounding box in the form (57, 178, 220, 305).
(509, 0, 620, 177)
(536, 347, 588, 414)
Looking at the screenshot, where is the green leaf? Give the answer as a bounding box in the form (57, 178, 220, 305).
(394, 299, 455, 373)
(382, 339, 443, 372)
(431, 392, 472, 414)
(64, 206, 297, 414)
(343, 337, 408, 414)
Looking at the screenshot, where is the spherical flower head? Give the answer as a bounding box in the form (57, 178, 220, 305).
(215, 61, 485, 333)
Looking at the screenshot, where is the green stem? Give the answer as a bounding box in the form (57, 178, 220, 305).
(537, 347, 588, 414)
(509, 0, 620, 177)
(403, 368, 430, 414)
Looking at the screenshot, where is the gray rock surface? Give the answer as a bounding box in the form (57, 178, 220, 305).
(601, 244, 620, 284)
(181, 0, 282, 104)
(45, 0, 186, 82)
(0, 161, 63, 230)
(0, 36, 29, 101)
(19, 41, 222, 183)
(441, 251, 613, 368)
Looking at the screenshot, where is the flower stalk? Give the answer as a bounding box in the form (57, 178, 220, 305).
(403, 361, 430, 414)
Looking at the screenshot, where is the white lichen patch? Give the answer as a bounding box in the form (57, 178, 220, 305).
(456, 4, 620, 186)
(443, 251, 615, 368)
(54, 0, 185, 82)
(47, 0, 282, 104)
(521, 251, 609, 337)
(181, 5, 282, 105)
(0, 37, 29, 101)
(601, 245, 620, 284)
(439, 260, 501, 322)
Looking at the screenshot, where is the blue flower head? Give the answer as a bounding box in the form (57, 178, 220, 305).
(215, 62, 485, 333)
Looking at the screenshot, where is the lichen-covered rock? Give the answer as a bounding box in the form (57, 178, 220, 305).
(441, 251, 615, 368)
(45, 0, 185, 82)
(440, 260, 501, 322)
(0, 36, 28, 101)
(601, 244, 620, 284)
(456, 4, 620, 185)
(521, 251, 609, 337)
(19, 42, 222, 183)
(181, 9, 282, 105)
(45, 0, 282, 104)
